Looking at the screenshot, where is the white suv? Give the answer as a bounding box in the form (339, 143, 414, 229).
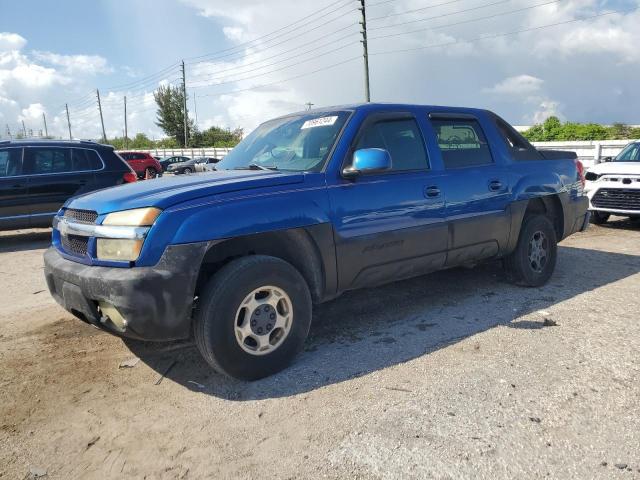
(584, 141, 640, 224)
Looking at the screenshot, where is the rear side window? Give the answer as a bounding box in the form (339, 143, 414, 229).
(25, 148, 72, 174)
(72, 149, 102, 171)
(0, 148, 22, 177)
(355, 118, 428, 171)
(494, 117, 542, 161)
(431, 118, 493, 168)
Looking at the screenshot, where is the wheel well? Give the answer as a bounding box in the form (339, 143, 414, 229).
(524, 195, 564, 239)
(194, 228, 325, 304)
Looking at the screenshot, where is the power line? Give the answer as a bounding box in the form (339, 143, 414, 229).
(187, 40, 361, 89)
(369, 7, 638, 55)
(369, 0, 514, 30)
(186, 26, 359, 83)
(184, 0, 356, 63)
(368, 0, 470, 22)
(186, 4, 359, 69)
(368, 0, 562, 40)
(197, 55, 361, 99)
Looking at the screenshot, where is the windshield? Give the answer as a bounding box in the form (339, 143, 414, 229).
(216, 111, 351, 172)
(614, 143, 640, 162)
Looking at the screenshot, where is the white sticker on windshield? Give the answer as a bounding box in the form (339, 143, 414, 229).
(301, 116, 338, 129)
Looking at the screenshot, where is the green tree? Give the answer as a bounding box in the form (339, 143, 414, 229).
(154, 85, 193, 147)
(191, 126, 243, 147)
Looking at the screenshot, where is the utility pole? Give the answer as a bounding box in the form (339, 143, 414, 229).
(42, 112, 48, 137)
(21, 120, 27, 137)
(181, 60, 189, 147)
(65, 103, 72, 140)
(96, 89, 107, 142)
(193, 91, 198, 129)
(124, 95, 128, 148)
(305, 102, 314, 110)
(359, 0, 371, 102)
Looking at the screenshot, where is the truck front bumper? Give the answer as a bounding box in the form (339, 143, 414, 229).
(44, 242, 210, 341)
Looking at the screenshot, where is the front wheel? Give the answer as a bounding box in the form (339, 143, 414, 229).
(590, 211, 610, 224)
(183, 167, 192, 175)
(194, 255, 312, 380)
(504, 214, 557, 287)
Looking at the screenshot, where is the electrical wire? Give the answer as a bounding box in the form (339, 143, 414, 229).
(196, 55, 361, 99)
(369, 7, 638, 55)
(369, 0, 514, 30)
(368, 0, 561, 40)
(184, 0, 356, 63)
(187, 37, 361, 88)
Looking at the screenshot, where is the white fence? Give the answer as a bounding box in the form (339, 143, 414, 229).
(122, 140, 638, 168)
(120, 147, 233, 158)
(532, 140, 636, 167)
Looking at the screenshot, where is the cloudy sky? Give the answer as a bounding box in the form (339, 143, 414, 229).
(0, 0, 638, 140)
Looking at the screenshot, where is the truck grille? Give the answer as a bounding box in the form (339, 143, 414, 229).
(64, 208, 98, 224)
(61, 234, 89, 256)
(592, 188, 640, 211)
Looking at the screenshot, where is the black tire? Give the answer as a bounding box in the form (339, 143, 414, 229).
(590, 211, 610, 224)
(144, 167, 157, 179)
(194, 255, 312, 380)
(504, 214, 557, 287)
(183, 167, 192, 174)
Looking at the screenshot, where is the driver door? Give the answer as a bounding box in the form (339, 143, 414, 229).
(328, 112, 448, 290)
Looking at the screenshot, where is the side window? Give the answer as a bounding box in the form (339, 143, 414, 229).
(25, 148, 72, 174)
(494, 117, 542, 161)
(134, 153, 147, 160)
(431, 118, 493, 168)
(120, 153, 134, 160)
(0, 148, 22, 177)
(355, 118, 428, 171)
(72, 149, 102, 171)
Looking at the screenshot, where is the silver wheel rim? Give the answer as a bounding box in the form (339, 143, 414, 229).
(527, 230, 548, 273)
(234, 286, 293, 356)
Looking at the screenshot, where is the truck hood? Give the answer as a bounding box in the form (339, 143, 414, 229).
(588, 162, 640, 176)
(67, 170, 305, 214)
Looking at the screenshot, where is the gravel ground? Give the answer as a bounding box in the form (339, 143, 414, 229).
(0, 219, 639, 479)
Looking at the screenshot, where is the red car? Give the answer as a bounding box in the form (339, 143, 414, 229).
(119, 152, 162, 179)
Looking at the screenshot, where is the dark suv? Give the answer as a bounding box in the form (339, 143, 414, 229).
(0, 140, 137, 231)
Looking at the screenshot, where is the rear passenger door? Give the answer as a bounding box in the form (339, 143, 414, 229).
(428, 113, 511, 265)
(0, 147, 29, 229)
(329, 112, 448, 290)
(24, 147, 97, 226)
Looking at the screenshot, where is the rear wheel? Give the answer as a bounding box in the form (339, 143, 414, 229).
(144, 167, 157, 179)
(194, 255, 312, 380)
(504, 214, 557, 287)
(590, 211, 610, 224)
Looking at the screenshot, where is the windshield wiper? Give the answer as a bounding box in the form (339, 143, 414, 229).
(234, 163, 278, 171)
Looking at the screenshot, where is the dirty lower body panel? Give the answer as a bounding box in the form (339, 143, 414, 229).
(43, 242, 209, 341)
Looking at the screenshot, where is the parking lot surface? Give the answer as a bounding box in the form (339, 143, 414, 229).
(1, 220, 639, 479)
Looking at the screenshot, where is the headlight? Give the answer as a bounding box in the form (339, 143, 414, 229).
(103, 207, 161, 226)
(97, 207, 161, 261)
(585, 172, 600, 181)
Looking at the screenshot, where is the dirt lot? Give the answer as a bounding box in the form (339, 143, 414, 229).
(1, 220, 639, 479)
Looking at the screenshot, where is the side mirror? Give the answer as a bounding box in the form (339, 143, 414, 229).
(343, 148, 392, 178)
(603, 156, 612, 162)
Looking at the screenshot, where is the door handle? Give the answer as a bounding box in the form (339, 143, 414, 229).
(424, 186, 441, 198)
(488, 180, 503, 191)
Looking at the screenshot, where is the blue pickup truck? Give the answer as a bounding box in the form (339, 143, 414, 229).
(44, 103, 589, 380)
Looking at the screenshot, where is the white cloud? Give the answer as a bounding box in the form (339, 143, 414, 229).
(485, 75, 544, 96)
(32, 51, 112, 75)
(0, 32, 27, 52)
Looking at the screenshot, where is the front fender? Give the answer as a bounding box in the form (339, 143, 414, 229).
(136, 173, 331, 266)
